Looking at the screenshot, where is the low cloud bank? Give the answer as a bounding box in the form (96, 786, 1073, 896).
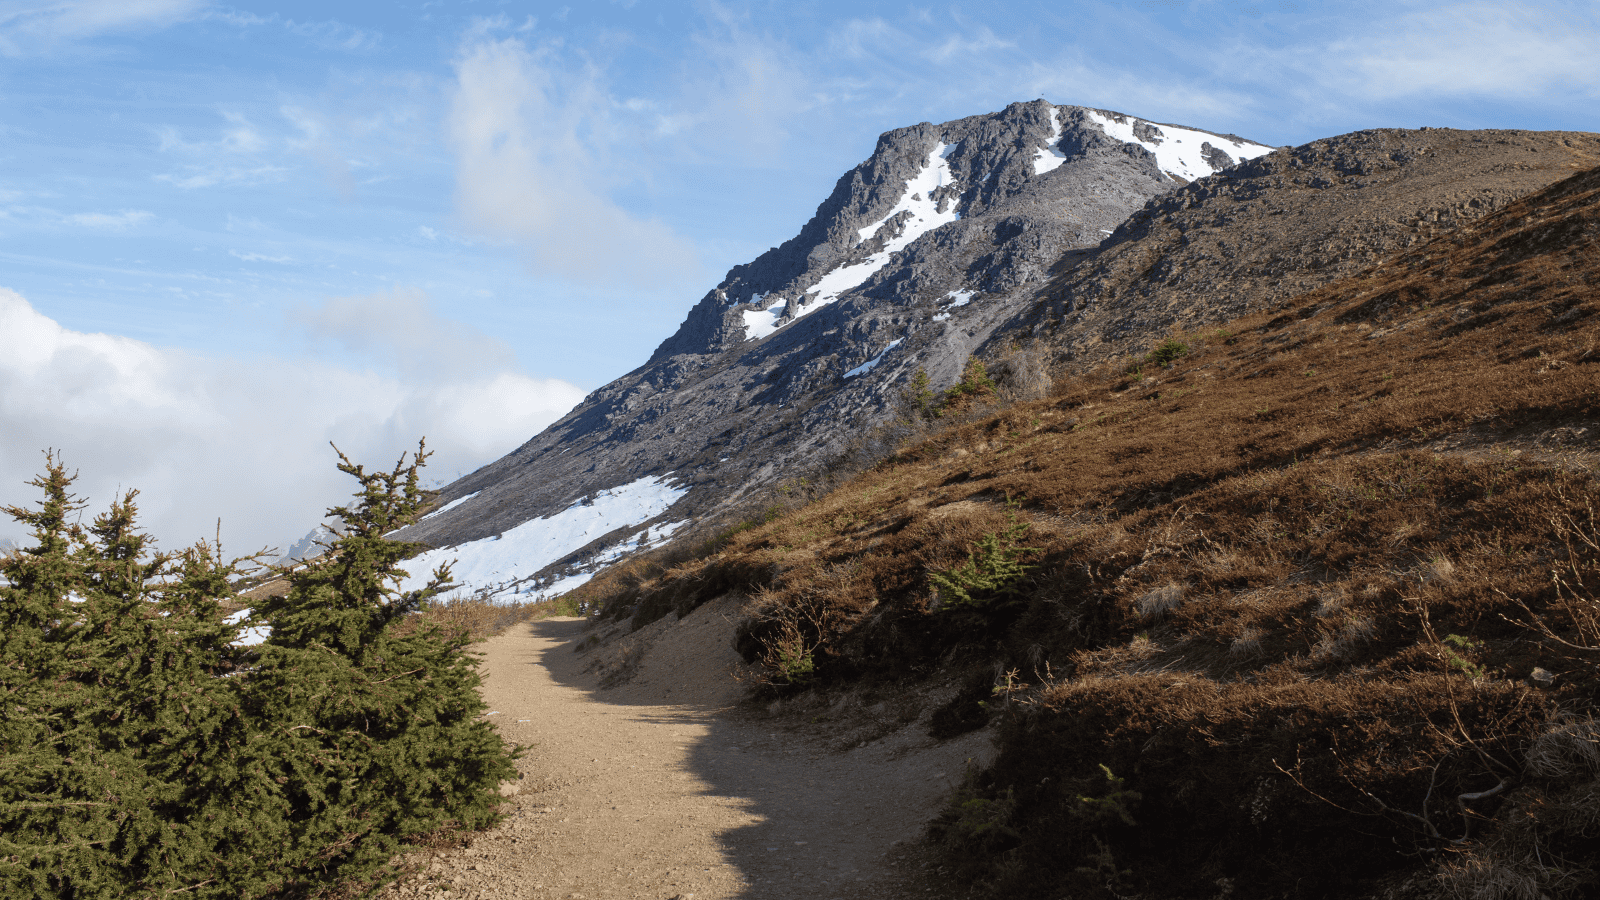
(0, 287, 585, 556)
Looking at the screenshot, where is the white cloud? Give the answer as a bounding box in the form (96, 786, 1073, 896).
(228, 249, 292, 263)
(281, 104, 357, 198)
(292, 287, 516, 380)
(1316, 2, 1600, 101)
(447, 32, 701, 286)
(155, 164, 289, 190)
(1022, 56, 1257, 125)
(0, 286, 584, 555)
(1198, 1, 1600, 124)
(926, 26, 1014, 63)
(676, 9, 815, 157)
(64, 209, 154, 228)
(158, 111, 263, 155)
(0, 0, 205, 54)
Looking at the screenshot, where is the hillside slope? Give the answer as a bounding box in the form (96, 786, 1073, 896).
(396, 115, 1600, 607)
(578, 163, 1600, 899)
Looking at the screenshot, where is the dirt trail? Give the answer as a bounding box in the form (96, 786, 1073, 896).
(379, 597, 992, 900)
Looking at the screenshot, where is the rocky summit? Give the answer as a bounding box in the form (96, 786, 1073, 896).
(389, 100, 1600, 602)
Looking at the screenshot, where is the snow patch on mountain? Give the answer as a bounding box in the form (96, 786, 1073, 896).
(1085, 110, 1273, 181)
(844, 338, 903, 379)
(421, 492, 479, 522)
(277, 523, 342, 565)
(853, 141, 962, 249)
(396, 474, 687, 600)
(1033, 107, 1068, 175)
(742, 295, 788, 340)
(743, 142, 962, 342)
(943, 289, 976, 307)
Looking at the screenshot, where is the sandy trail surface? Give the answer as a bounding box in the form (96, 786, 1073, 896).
(379, 598, 991, 900)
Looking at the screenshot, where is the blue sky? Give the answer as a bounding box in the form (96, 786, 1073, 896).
(2, 0, 1596, 554)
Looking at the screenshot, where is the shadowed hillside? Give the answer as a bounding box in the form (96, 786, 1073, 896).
(572, 164, 1600, 899)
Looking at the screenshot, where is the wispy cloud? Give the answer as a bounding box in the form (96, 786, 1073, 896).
(157, 111, 263, 154)
(0, 0, 206, 55)
(228, 249, 292, 263)
(447, 29, 700, 286)
(201, 8, 380, 52)
(0, 286, 584, 553)
(926, 26, 1014, 63)
(1311, 2, 1600, 102)
(64, 209, 154, 228)
(291, 287, 516, 380)
(281, 104, 357, 198)
(674, 7, 816, 157)
(1188, 1, 1600, 132)
(153, 109, 291, 190)
(155, 165, 290, 190)
(0, 204, 158, 230)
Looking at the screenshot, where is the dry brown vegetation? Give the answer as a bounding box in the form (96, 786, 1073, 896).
(574, 167, 1600, 898)
(398, 595, 579, 643)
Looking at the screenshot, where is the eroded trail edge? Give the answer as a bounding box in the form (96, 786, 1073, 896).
(380, 599, 992, 900)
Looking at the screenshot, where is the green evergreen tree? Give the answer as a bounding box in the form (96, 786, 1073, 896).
(239, 441, 517, 892)
(0, 443, 519, 899)
(0, 455, 130, 898)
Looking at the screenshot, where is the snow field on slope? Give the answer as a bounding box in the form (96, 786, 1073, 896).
(1084, 110, 1273, 182)
(519, 519, 689, 602)
(742, 142, 962, 341)
(226, 609, 271, 647)
(1033, 107, 1069, 175)
(421, 491, 479, 522)
(395, 474, 688, 601)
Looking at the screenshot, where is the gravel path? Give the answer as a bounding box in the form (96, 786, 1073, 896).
(379, 598, 992, 900)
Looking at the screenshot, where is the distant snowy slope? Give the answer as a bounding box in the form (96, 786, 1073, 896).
(395, 474, 686, 602)
(1033, 108, 1069, 175)
(1084, 109, 1274, 181)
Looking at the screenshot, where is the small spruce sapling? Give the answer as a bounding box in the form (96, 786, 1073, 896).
(928, 516, 1040, 609)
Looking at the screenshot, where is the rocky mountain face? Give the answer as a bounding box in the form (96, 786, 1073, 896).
(392, 102, 1600, 601)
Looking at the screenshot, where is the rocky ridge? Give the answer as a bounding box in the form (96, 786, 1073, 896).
(1002, 126, 1600, 367)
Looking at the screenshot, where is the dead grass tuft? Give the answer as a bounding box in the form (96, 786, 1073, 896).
(1526, 718, 1600, 780)
(1133, 581, 1185, 620)
(1438, 858, 1543, 900)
